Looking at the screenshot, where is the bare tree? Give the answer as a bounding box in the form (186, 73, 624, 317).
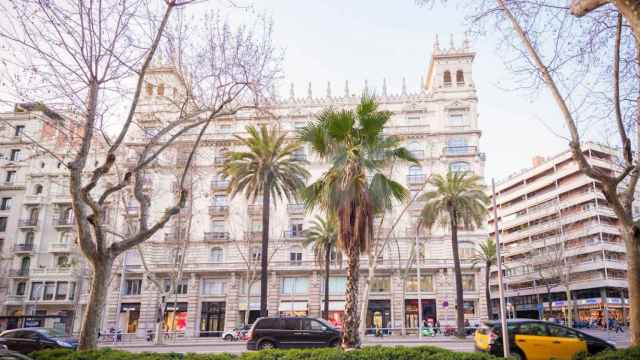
(0, 1, 279, 349)
(418, 0, 640, 345)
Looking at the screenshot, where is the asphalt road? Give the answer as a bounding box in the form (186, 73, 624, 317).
(105, 338, 475, 354)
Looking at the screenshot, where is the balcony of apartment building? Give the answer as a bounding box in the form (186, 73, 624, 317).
(51, 191, 71, 203)
(211, 178, 229, 191)
(208, 204, 229, 216)
(17, 218, 38, 229)
(203, 231, 230, 242)
(54, 215, 74, 228)
(442, 145, 478, 157)
(214, 155, 227, 167)
(287, 203, 304, 215)
(9, 268, 30, 278)
(5, 294, 25, 305)
(283, 229, 304, 240)
(30, 266, 73, 276)
(13, 242, 35, 254)
(244, 230, 262, 241)
(49, 242, 73, 253)
(164, 230, 187, 243)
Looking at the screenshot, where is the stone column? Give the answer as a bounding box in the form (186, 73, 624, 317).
(391, 272, 404, 332)
(309, 271, 321, 318)
(267, 271, 279, 316)
(186, 273, 199, 337)
(225, 272, 239, 330)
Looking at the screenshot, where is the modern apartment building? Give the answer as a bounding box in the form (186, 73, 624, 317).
(488, 144, 629, 323)
(0, 38, 489, 337)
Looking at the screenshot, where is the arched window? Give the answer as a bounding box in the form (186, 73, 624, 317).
(19, 256, 30, 273)
(443, 71, 452, 86)
(251, 247, 261, 262)
(29, 208, 39, 223)
(450, 161, 471, 173)
(157, 83, 165, 96)
(407, 142, 423, 160)
(210, 247, 224, 263)
(33, 184, 43, 195)
(289, 246, 303, 265)
(456, 70, 464, 84)
(146, 83, 153, 96)
(24, 231, 34, 245)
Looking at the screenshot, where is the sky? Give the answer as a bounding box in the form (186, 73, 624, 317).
(244, 0, 571, 181)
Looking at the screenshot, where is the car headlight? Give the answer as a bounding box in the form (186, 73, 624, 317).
(56, 340, 73, 347)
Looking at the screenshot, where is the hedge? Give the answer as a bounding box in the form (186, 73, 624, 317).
(30, 346, 504, 360)
(572, 346, 640, 360)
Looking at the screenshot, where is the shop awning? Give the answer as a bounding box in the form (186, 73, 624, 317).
(279, 301, 307, 312)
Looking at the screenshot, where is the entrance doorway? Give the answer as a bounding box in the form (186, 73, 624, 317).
(119, 303, 140, 333)
(366, 300, 391, 335)
(200, 302, 226, 337)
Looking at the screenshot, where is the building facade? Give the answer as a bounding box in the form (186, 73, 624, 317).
(0, 39, 489, 337)
(489, 145, 629, 323)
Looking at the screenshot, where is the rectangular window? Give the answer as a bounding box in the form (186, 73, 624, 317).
(163, 279, 188, 295)
(462, 274, 475, 291)
(5, 171, 15, 183)
(10, 149, 21, 161)
(370, 276, 391, 293)
(201, 279, 225, 295)
(448, 114, 466, 126)
(405, 274, 434, 292)
(55, 282, 68, 300)
(213, 194, 227, 206)
(463, 300, 476, 315)
(0, 197, 11, 210)
(124, 279, 142, 295)
(0, 217, 7, 232)
(281, 277, 309, 295)
(219, 124, 232, 133)
(14, 126, 25, 137)
(30, 282, 43, 300)
(289, 221, 303, 237)
(43, 282, 55, 300)
(68, 282, 76, 300)
(15, 282, 25, 296)
(320, 276, 347, 295)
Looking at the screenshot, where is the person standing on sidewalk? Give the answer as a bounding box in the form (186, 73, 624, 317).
(615, 319, 624, 333)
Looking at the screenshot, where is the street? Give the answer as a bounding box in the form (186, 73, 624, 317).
(100, 329, 630, 354)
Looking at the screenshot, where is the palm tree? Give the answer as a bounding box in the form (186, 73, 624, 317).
(471, 238, 497, 320)
(303, 214, 339, 320)
(223, 125, 309, 317)
(300, 96, 417, 348)
(418, 171, 488, 337)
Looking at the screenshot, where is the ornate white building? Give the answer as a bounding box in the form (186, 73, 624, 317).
(0, 38, 489, 337)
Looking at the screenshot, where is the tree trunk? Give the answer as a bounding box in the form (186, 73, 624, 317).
(547, 287, 553, 318)
(154, 297, 166, 345)
(358, 264, 374, 337)
(450, 209, 465, 338)
(565, 288, 573, 327)
(259, 179, 272, 317)
(342, 233, 361, 349)
(78, 258, 113, 350)
(622, 224, 640, 344)
(485, 260, 491, 319)
(324, 243, 331, 320)
(613, 0, 640, 41)
(245, 279, 252, 325)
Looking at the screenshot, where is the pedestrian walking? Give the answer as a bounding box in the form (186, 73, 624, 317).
(615, 319, 624, 333)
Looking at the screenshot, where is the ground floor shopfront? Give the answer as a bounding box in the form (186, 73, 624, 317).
(100, 269, 486, 338)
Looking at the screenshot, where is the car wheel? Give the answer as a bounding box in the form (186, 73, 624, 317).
(224, 334, 234, 341)
(258, 340, 275, 350)
(510, 350, 526, 360)
(329, 339, 340, 348)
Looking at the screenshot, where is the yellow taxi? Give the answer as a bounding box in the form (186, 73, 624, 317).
(474, 319, 615, 360)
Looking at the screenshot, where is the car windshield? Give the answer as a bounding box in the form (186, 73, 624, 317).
(36, 328, 65, 339)
(316, 319, 335, 329)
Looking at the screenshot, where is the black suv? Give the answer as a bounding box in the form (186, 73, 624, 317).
(246, 317, 341, 350)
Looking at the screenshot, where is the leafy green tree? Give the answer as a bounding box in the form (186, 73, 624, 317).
(303, 214, 339, 320)
(419, 171, 489, 337)
(471, 238, 497, 319)
(224, 125, 309, 316)
(300, 96, 417, 348)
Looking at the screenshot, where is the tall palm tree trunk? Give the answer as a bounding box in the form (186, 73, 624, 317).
(450, 208, 465, 338)
(484, 260, 491, 319)
(260, 178, 272, 317)
(342, 205, 360, 349)
(324, 243, 331, 320)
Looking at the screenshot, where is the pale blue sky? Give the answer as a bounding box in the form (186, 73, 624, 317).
(247, 0, 570, 181)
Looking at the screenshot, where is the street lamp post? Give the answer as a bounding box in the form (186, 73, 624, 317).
(492, 179, 510, 358)
(415, 224, 423, 338)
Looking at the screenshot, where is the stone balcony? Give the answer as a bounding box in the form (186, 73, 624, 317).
(208, 205, 229, 216)
(49, 242, 73, 253)
(203, 231, 230, 242)
(13, 243, 35, 253)
(287, 203, 305, 215)
(17, 218, 38, 228)
(211, 180, 229, 190)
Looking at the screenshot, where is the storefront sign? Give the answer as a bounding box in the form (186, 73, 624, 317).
(165, 302, 188, 312)
(120, 303, 141, 313)
(238, 303, 260, 311)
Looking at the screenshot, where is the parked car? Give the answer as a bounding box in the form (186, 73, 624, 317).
(0, 328, 77, 354)
(474, 319, 614, 360)
(246, 317, 341, 350)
